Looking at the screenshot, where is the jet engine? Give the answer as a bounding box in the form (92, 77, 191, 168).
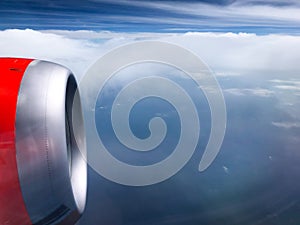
(0, 58, 87, 225)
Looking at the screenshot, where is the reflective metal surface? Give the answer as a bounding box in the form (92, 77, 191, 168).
(15, 60, 87, 224)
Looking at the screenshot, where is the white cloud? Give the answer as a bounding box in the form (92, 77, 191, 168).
(161, 32, 300, 73)
(269, 79, 300, 121)
(272, 121, 300, 129)
(0, 29, 101, 79)
(0, 29, 94, 58)
(0, 29, 300, 80)
(0, 29, 176, 80)
(270, 79, 300, 92)
(224, 88, 274, 97)
(41, 29, 174, 40)
(274, 85, 300, 91)
(214, 72, 241, 77)
(270, 79, 300, 85)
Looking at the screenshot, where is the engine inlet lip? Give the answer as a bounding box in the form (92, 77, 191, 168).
(65, 74, 87, 215)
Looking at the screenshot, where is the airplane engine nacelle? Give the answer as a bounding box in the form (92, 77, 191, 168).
(0, 58, 87, 225)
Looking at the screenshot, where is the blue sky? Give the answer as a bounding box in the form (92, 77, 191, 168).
(1, 0, 300, 33)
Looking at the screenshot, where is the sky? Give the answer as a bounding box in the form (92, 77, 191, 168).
(1, 0, 300, 33)
(1, 1, 300, 225)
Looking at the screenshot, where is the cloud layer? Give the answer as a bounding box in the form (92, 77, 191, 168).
(0, 29, 300, 79)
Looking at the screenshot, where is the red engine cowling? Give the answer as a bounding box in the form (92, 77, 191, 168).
(0, 58, 87, 225)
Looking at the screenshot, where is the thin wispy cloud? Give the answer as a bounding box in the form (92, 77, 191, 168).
(268, 79, 300, 121)
(0, 0, 300, 33)
(270, 79, 300, 92)
(274, 85, 300, 91)
(272, 121, 300, 129)
(119, 0, 300, 23)
(224, 88, 274, 97)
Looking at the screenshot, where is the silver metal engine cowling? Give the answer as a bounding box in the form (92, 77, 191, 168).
(15, 60, 87, 225)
